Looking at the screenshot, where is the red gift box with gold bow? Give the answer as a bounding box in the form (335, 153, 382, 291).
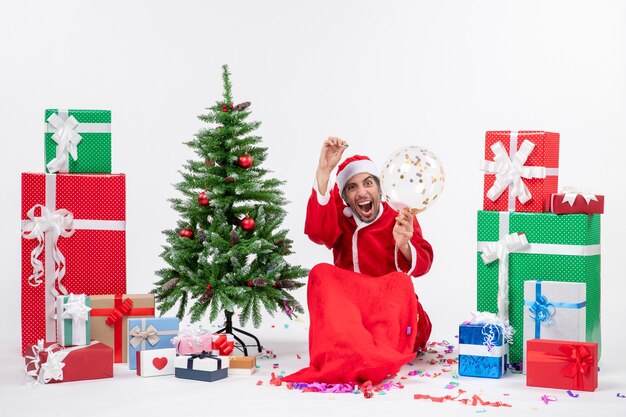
(526, 339, 598, 392)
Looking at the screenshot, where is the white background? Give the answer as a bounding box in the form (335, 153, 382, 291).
(1, 1, 625, 416)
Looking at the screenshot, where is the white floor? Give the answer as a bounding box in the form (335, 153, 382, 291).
(2, 318, 624, 417)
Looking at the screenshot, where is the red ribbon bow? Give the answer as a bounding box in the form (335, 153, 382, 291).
(559, 345, 594, 385)
(212, 334, 235, 355)
(105, 298, 134, 327)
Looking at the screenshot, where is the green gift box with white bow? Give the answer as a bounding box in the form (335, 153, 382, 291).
(56, 294, 91, 347)
(476, 210, 601, 364)
(44, 109, 111, 173)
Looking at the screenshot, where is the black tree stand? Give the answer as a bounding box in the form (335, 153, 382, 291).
(214, 310, 262, 356)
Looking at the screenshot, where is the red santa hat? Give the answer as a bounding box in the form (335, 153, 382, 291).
(335, 155, 379, 194)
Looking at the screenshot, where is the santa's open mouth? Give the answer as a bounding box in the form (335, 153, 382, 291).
(357, 201, 373, 214)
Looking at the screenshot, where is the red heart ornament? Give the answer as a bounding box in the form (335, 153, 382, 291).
(152, 357, 168, 370)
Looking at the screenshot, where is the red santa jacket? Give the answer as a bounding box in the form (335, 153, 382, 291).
(305, 182, 433, 278)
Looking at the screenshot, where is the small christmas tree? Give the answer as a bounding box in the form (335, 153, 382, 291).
(153, 65, 307, 328)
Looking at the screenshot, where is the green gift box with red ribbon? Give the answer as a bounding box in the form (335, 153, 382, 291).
(476, 210, 601, 364)
(44, 109, 112, 174)
(526, 339, 598, 391)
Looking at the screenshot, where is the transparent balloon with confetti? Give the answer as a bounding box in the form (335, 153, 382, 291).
(380, 145, 445, 213)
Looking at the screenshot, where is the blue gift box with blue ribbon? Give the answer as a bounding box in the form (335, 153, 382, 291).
(522, 280, 586, 372)
(127, 317, 180, 370)
(458, 320, 509, 379)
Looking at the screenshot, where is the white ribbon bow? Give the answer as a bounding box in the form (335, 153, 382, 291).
(129, 325, 160, 349)
(481, 140, 547, 204)
(480, 232, 530, 321)
(46, 113, 82, 173)
(25, 340, 67, 384)
(21, 204, 75, 294)
(469, 311, 515, 346)
(172, 324, 209, 345)
(560, 186, 598, 206)
(61, 294, 91, 324)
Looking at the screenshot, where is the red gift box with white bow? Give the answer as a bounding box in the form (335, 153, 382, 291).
(526, 339, 598, 392)
(481, 131, 560, 212)
(20, 173, 126, 355)
(24, 340, 113, 384)
(551, 188, 604, 214)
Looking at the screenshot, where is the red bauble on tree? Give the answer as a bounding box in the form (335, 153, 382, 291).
(205, 284, 212, 291)
(240, 216, 255, 231)
(246, 280, 254, 287)
(198, 192, 210, 206)
(238, 154, 253, 169)
(179, 228, 194, 239)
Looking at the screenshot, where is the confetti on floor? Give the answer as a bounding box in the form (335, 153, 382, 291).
(414, 389, 511, 408)
(541, 395, 557, 405)
(566, 390, 579, 398)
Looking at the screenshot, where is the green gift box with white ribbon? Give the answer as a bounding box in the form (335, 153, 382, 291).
(476, 210, 600, 364)
(44, 109, 111, 174)
(56, 294, 91, 347)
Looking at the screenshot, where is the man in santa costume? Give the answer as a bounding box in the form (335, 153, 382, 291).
(283, 137, 434, 385)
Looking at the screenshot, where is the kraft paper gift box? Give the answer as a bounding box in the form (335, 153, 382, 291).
(25, 340, 113, 384)
(551, 190, 604, 215)
(136, 348, 176, 377)
(171, 325, 213, 355)
(175, 351, 229, 382)
(21, 173, 126, 355)
(481, 131, 559, 213)
(56, 294, 91, 347)
(127, 317, 180, 370)
(89, 294, 155, 363)
(44, 109, 111, 174)
(526, 339, 598, 392)
(522, 280, 586, 373)
(476, 210, 601, 364)
(458, 322, 508, 378)
(228, 356, 256, 375)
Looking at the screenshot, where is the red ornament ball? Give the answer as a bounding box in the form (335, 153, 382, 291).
(246, 280, 254, 287)
(222, 104, 228, 112)
(206, 283, 212, 291)
(224, 176, 234, 183)
(179, 228, 194, 239)
(240, 216, 255, 231)
(198, 192, 210, 206)
(273, 282, 281, 288)
(238, 154, 253, 169)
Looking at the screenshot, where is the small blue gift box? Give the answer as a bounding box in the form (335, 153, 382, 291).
(127, 317, 179, 370)
(174, 351, 229, 382)
(458, 323, 508, 378)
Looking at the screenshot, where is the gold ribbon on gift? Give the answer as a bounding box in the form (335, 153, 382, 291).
(129, 325, 160, 349)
